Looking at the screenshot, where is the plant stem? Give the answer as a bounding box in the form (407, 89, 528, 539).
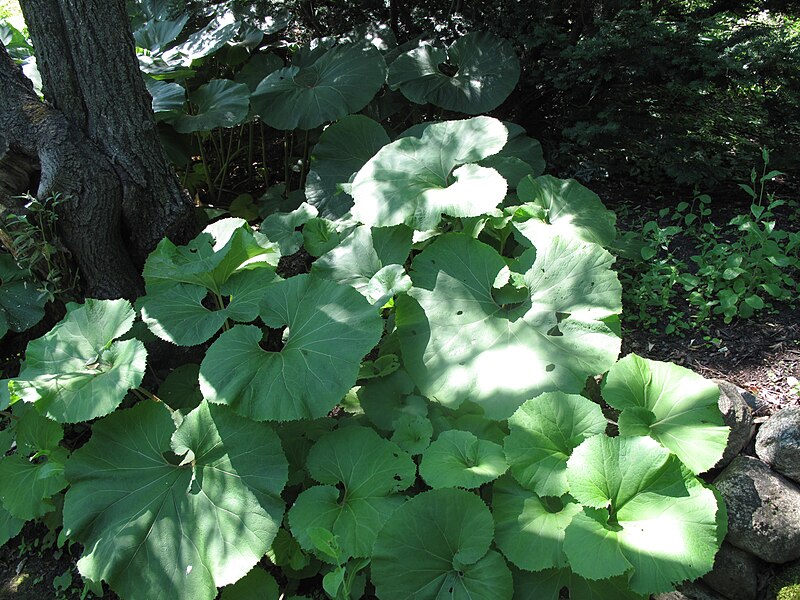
(260, 121, 269, 189)
(196, 133, 215, 200)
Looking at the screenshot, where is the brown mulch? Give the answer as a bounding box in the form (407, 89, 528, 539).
(600, 174, 800, 417)
(621, 306, 800, 416)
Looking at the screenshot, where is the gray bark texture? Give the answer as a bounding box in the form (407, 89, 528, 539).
(0, 0, 197, 299)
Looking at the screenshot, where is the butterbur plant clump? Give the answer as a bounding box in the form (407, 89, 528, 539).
(0, 23, 728, 600)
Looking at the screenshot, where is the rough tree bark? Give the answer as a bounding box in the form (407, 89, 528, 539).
(0, 0, 197, 299)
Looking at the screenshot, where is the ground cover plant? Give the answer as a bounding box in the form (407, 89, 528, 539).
(5, 0, 789, 597)
(616, 151, 800, 336)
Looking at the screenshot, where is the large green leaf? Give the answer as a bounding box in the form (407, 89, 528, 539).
(312, 224, 412, 304)
(64, 400, 287, 600)
(234, 52, 284, 92)
(602, 354, 728, 474)
(0, 254, 47, 336)
(504, 392, 607, 497)
(0, 448, 67, 520)
(0, 506, 23, 547)
(133, 12, 189, 52)
(305, 115, 390, 218)
(396, 234, 621, 419)
(492, 476, 581, 572)
(139, 218, 279, 346)
(173, 79, 250, 133)
(11, 299, 146, 423)
(512, 176, 617, 247)
(357, 368, 427, 431)
(164, 11, 239, 63)
(288, 426, 415, 561)
(351, 117, 508, 229)
(419, 430, 507, 489)
(261, 202, 318, 256)
(145, 77, 186, 118)
(371, 488, 513, 600)
(387, 32, 520, 114)
(513, 567, 646, 600)
(564, 435, 723, 595)
(220, 568, 280, 600)
(251, 44, 387, 130)
(479, 123, 545, 182)
(0, 405, 67, 521)
(200, 274, 383, 421)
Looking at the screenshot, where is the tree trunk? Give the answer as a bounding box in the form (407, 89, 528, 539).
(0, 0, 197, 299)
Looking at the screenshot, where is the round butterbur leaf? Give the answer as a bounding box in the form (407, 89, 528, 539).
(235, 52, 284, 92)
(419, 430, 507, 489)
(305, 115, 390, 218)
(390, 413, 433, 455)
(505, 392, 607, 497)
(312, 224, 413, 300)
(492, 476, 581, 572)
(157, 363, 202, 413)
(513, 175, 617, 247)
(288, 426, 415, 561)
(396, 233, 621, 419)
(0, 448, 67, 520)
(564, 435, 724, 595)
(513, 567, 646, 600)
(63, 400, 288, 600)
(145, 77, 186, 118)
(220, 567, 280, 600)
(357, 368, 427, 431)
(251, 44, 387, 130)
(601, 353, 728, 474)
(200, 274, 383, 421)
(371, 487, 513, 600)
(139, 219, 279, 346)
(351, 117, 508, 229)
(0, 506, 23, 547)
(10, 299, 146, 423)
(173, 79, 250, 134)
(388, 32, 520, 114)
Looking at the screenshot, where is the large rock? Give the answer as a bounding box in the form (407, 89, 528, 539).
(702, 542, 761, 600)
(713, 380, 756, 469)
(714, 456, 800, 564)
(756, 407, 800, 484)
